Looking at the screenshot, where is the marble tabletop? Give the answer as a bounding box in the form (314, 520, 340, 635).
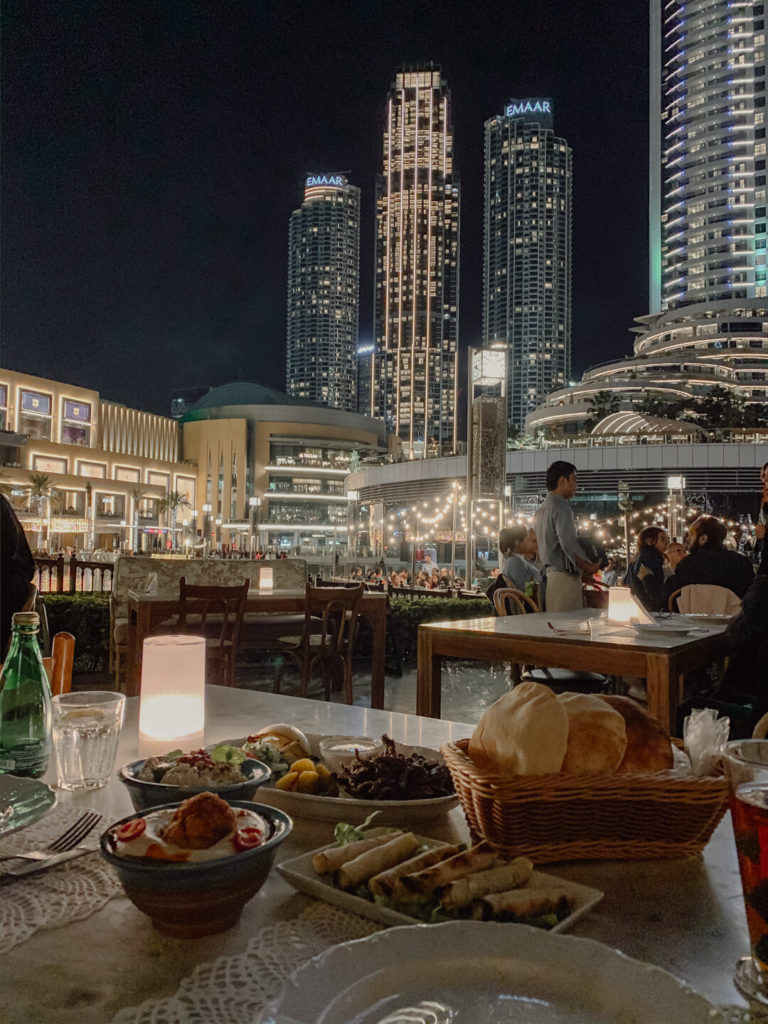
(0, 686, 751, 1022)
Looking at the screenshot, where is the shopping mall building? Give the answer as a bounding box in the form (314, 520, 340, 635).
(0, 370, 388, 555)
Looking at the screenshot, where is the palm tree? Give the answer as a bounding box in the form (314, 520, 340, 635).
(636, 393, 668, 418)
(158, 490, 191, 551)
(692, 384, 746, 430)
(28, 472, 51, 549)
(129, 488, 146, 553)
(585, 391, 620, 432)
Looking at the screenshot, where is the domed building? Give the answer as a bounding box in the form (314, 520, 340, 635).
(178, 381, 390, 556)
(526, 301, 768, 438)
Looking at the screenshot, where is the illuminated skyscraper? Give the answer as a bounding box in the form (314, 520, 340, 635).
(372, 67, 459, 456)
(526, 1, 768, 437)
(651, 0, 768, 309)
(483, 99, 572, 430)
(286, 174, 360, 411)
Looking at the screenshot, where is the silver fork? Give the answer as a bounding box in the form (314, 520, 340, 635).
(0, 811, 102, 863)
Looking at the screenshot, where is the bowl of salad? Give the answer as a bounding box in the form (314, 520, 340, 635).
(119, 745, 272, 812)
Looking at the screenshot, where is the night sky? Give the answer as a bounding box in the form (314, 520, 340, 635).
(2, 0, 649, 417)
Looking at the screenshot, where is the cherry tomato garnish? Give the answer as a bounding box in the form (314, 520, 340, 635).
(234, 826, 264, 852)
(115, 818, 147, 842)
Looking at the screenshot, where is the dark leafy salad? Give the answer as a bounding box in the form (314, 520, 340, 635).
(333, 735, 454, 800)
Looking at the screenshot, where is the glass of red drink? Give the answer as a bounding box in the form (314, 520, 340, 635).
(724, 739, 768, 1007)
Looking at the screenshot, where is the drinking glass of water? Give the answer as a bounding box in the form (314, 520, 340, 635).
(52, 691, 126, 791)
(723, 740, 768, 1008)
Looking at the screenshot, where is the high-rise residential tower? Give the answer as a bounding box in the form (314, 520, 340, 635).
(371, 67, 460, 456)
(526, 1, 768, 437)
(651, 0, 768, 310)
(286, 173, 360, 411)
(483, 98, 572, 430)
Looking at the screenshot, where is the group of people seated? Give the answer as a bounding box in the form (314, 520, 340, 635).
(623, 517, 756, 613)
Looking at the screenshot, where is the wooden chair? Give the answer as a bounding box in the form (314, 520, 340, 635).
(667, 584, 743, 615)
(178, 577, 250, 687)
(753, 712, 768, 739)
(46, 632, 75, 696)
(276, 581, 365, 702)
(583, 578, 610, 609)
(1, 631, 75, 697)
(492, 587, 540, 616)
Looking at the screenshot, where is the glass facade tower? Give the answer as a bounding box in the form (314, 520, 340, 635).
(286, 174, 360, 411)
(483, 99, 572, 430)
(372, 68, 460, 457)
(651, 0, 768, 310)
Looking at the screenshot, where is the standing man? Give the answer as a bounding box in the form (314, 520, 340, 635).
(533, 461, 601, 612)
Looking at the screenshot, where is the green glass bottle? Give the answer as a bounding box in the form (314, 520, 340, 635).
(0, 612, 52, 778)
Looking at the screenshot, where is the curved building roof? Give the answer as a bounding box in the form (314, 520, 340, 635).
(186, 381, 314, 411)
(591, 412, 703, 437)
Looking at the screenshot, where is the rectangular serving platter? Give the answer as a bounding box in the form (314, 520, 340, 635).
(277, 834, 604, 934)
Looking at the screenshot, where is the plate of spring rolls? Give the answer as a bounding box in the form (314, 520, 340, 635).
(277, 828, 603, 932)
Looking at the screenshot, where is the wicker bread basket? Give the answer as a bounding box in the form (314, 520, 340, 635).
(441, 739, 728, 862)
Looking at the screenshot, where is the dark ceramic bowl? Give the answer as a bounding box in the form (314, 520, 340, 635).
(118, 756, 271, 812)
(100, 800, 292, 937)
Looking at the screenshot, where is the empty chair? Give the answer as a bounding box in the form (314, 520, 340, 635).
(47, 632, 75, 696)
(178, 577, 250, 687)
(668, 584, 743, 616)
(277, 581, 365, 702)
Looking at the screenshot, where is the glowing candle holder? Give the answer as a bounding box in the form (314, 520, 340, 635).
(260, 567, 274, 593)
(138, 635, 206, 757)
(608, 587, 635, 624)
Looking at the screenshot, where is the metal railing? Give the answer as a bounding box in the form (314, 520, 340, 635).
(33, 555, 115, 594)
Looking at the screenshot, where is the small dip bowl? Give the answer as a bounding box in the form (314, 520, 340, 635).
(317, 735, 385, 775)
(119, 756, 271, 812)
(100, 800, 292, 937)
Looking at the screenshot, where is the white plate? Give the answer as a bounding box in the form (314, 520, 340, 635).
(631, 622, 693, 636)
(264, 921, 716, 1024)
(277, 833, 603, 933)
(0, 774, 56, 838)
(218, 735, 458, 824)
(681, 613, 735, 625)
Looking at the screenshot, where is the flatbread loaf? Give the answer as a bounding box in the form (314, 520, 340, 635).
(599, 694, 674, 772)
(468, 683, 569, 774)
(558, 692, 627, 773)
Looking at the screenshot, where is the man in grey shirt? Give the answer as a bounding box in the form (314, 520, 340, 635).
(533, 461, 601, 612)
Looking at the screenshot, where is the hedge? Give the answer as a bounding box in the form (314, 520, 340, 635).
(386, 595, 492, 665)
(43, 593, 110, 674)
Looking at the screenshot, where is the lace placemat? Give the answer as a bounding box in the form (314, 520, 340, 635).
(0, 804, 122, 953)
(112, 902, 382, 1024)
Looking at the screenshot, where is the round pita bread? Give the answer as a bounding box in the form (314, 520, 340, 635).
(558, 692, 627, 773)
(468, 682, 568, 775)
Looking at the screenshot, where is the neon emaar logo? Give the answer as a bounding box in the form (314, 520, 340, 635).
(505, 99, 552, 117)
(306, 174, 345, 187)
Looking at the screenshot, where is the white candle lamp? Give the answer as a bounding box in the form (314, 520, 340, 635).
(607, 587, 635, 624)
(259, 566, 274, 593)
(138, 635, 206, 757)
(608, 587, 656, 625)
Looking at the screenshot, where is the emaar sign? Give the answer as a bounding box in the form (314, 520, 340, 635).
(306, 174, 345, 187)
(505, 99, 552, 118)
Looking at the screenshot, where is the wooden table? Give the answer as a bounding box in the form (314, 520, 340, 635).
(417, 609, 731, 731)
(0, 687, 751, 1022)
(125, 589, 388, 707)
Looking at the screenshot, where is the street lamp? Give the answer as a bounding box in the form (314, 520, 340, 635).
(202, 504, 212, 557)
(249, 496, 262, 558)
